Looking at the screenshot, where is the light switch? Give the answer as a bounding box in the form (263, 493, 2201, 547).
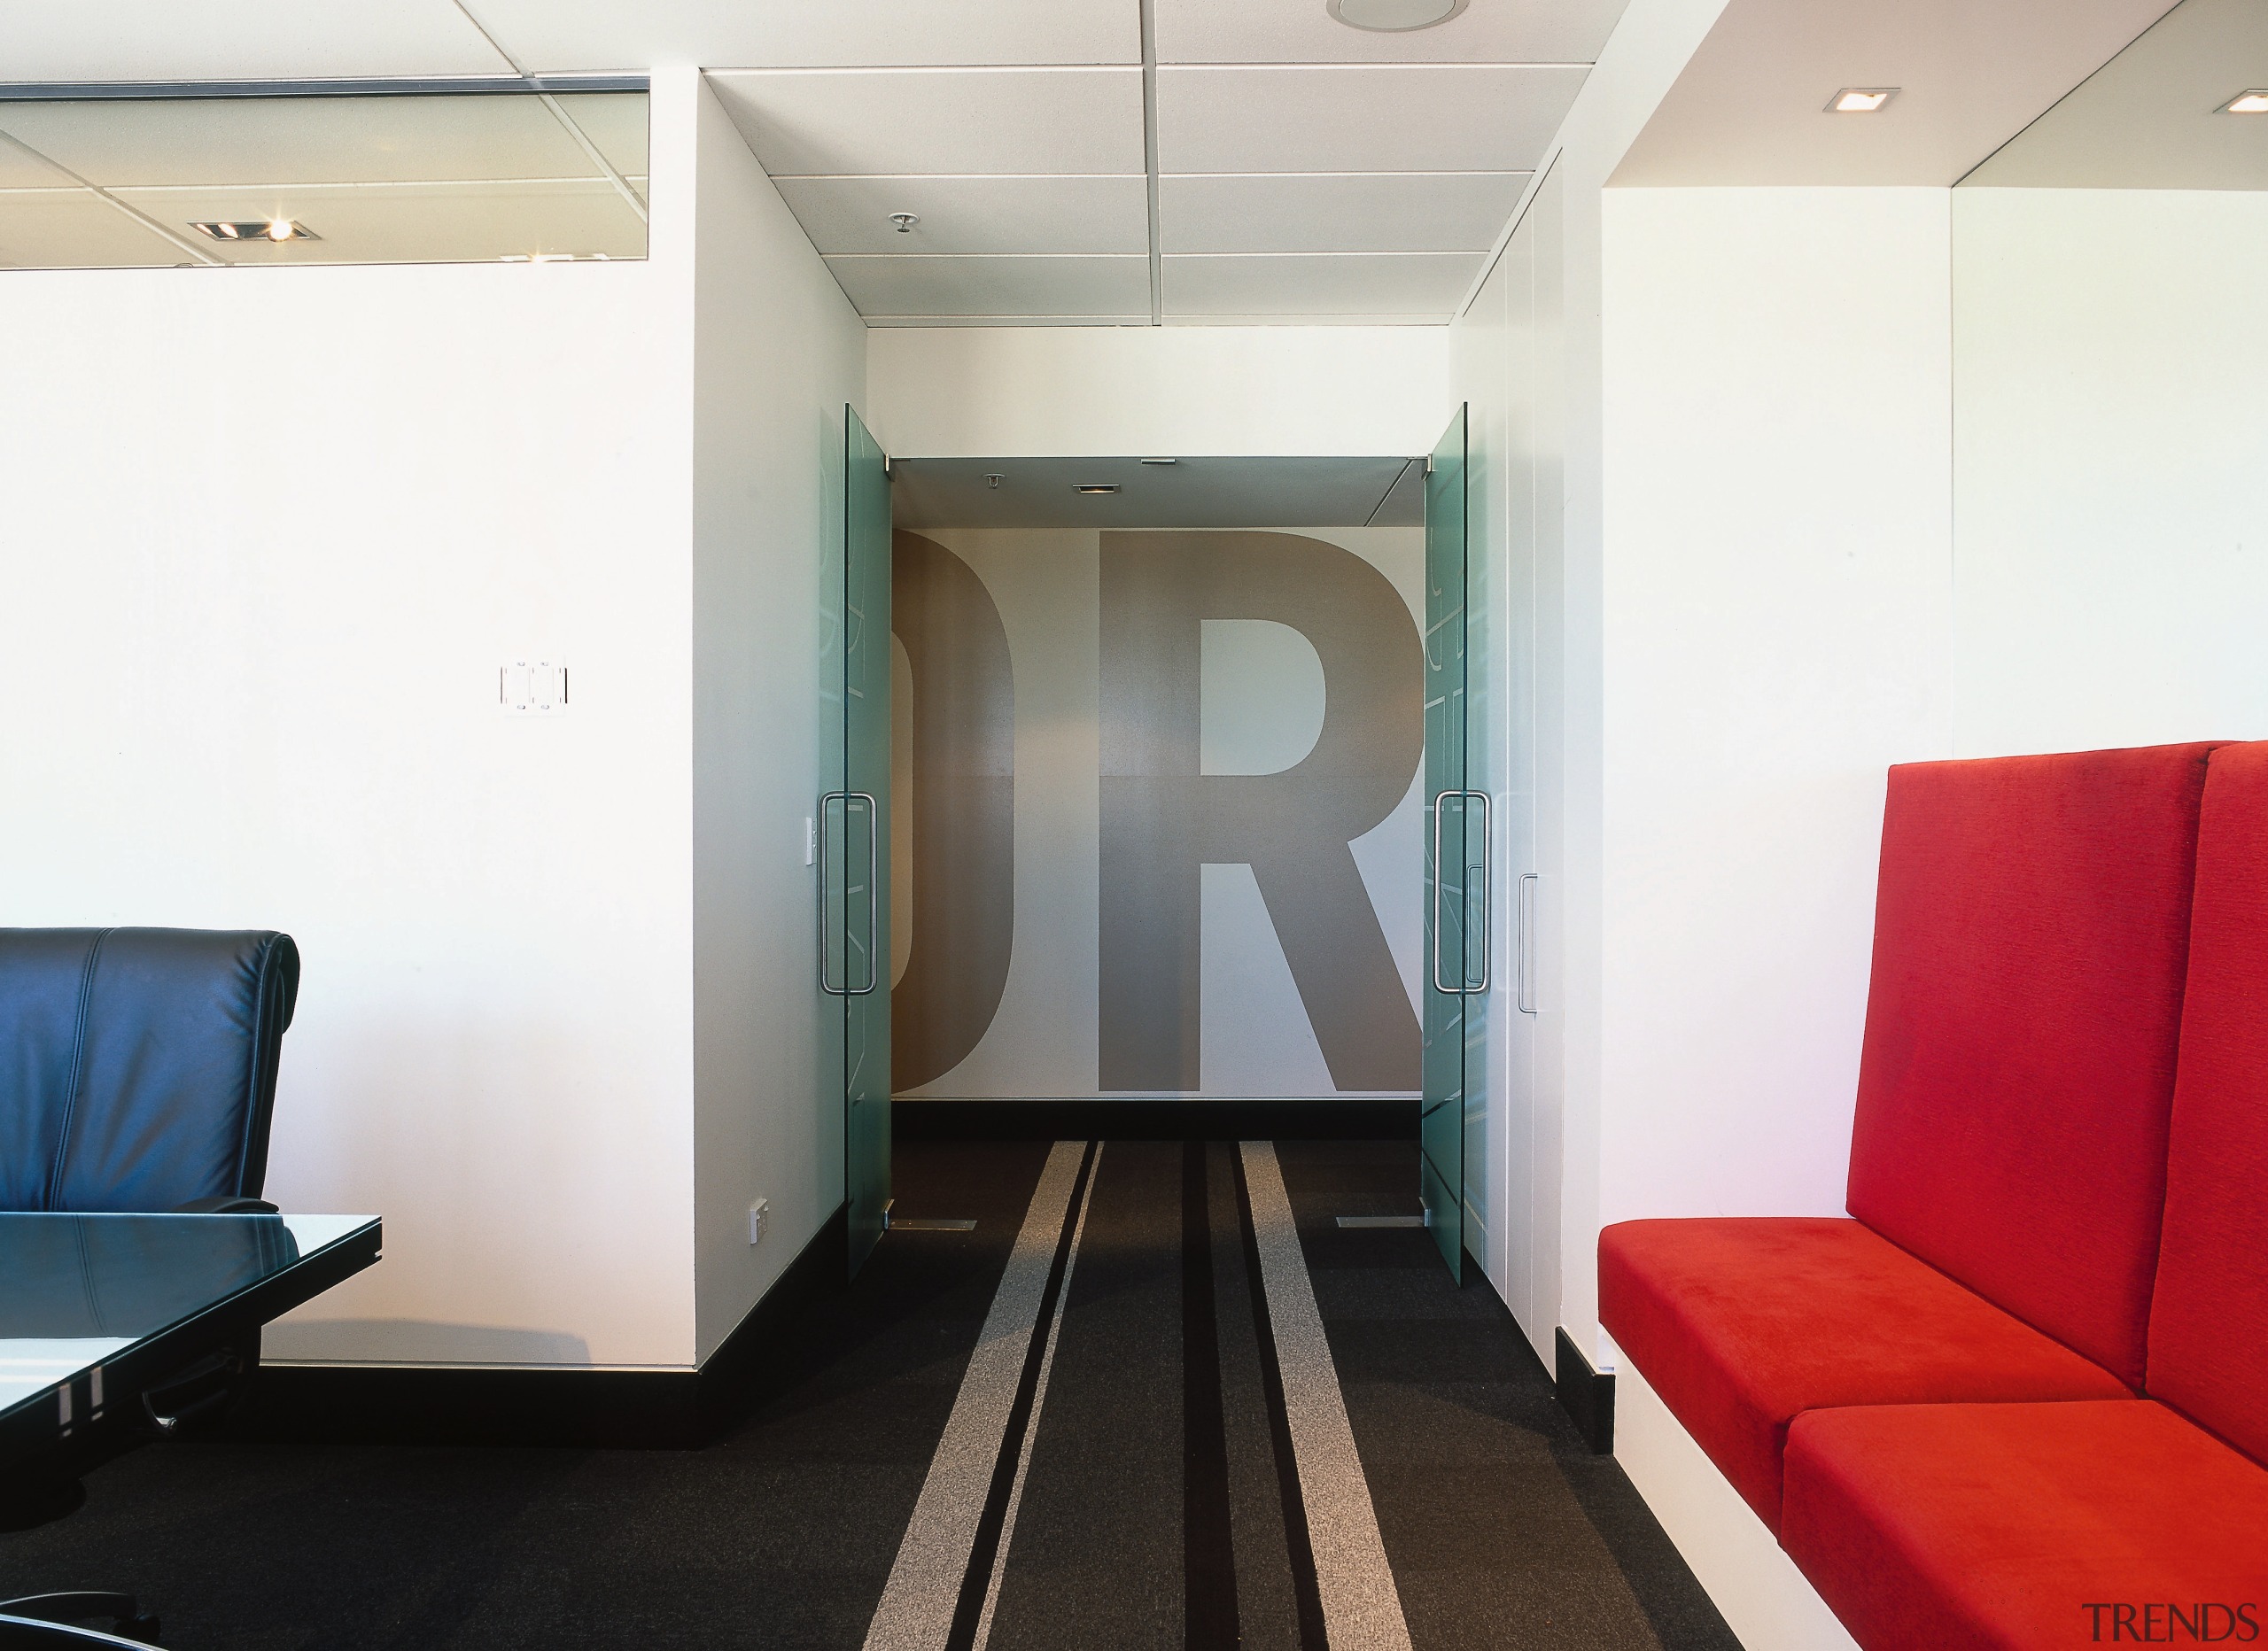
(749, 1198, 771, 1246)
(500, 659, 569, 715)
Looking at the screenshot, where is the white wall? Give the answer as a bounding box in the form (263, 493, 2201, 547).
(1597, 188, 1954, 1265)
(1455, 0, 1966, 1370)
(0, 260, 695, 1368)
(866, 325, 1452, 459)
(1951, 188, 2268, 756)
(0, 72, 866, 1372)
(684, 73, 870, 1362)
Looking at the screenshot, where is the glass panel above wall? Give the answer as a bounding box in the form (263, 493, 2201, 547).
(0, 81, 648, 271)
(1949, 0, 2268, 757)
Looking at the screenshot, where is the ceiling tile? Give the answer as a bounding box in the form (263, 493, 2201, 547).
(0, 96, 621, 188)
(892, 456, 1418, 529)
(473, 0, 1138, 71)
(549, 93, 650, 180)
(1154, 0, 1626, 66)
(1161, 171, 1528, 252)
(113, 180, 646, 264)
(0, 143, 74, 190)
(1156, 65, 1588, 173)
(711, 69, 1146, 178)
(867, 314, 1153, 327)
(826, 253, 1151, 318)
(0, 0, 505, 81)
(1162, 252, 1481, 319)
(775, 175, 1148, 255)
(0, 188, 190, 267)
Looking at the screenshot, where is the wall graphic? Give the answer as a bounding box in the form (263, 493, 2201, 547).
(891, 526, 1425, 1100)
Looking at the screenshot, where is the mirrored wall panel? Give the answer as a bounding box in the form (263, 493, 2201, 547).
(0, 84, 648, 270)
(1950, 0, 2268, 756)
(1962, 0, 2267, 189)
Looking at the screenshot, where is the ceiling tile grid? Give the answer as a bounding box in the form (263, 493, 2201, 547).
(690, 0, 1623, 325)
(0, 0, 1629, 320)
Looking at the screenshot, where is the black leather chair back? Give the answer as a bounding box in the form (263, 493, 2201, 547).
(0, 929, 299, 1213)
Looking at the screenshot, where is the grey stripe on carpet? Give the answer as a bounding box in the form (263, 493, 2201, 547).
(1240, 1140, 1415, 1651)
(970, 1143, 1105, 1650)
(863, 1140, 1089, 1651)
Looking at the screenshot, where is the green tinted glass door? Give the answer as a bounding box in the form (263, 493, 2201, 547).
(1422, 405, 1477, 1280)
(827, 405, 892, 1277)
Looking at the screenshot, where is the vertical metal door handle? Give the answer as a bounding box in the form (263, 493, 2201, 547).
(1465, 788, 1490, 994)
(1431, 789, 1491, 996)
(848, 792, 880, 996)
(1430, 793, 1455, 995)
(1518, 873, 1539, 1015)
(818, 791, 848, 996)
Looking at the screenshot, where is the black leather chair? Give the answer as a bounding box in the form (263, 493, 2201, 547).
(1, 928, 299, 1214)
(2, 928, 300, 1645)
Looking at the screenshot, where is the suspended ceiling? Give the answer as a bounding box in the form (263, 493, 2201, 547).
(890, 455, 1426, 529)
(0, 0, 1634, 322)
(0, 92, 649, 268)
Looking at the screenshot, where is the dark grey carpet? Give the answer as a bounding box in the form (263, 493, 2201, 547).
(1276, 1140, 1739, 1651)
(0, 1138, 1734, 1651)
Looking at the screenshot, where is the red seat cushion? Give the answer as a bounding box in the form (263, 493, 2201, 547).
(1783, 1401, 2268, 1651)
(1599, 1217, 2129, 1532)
(1847, 742, 2220, 1388)
(2147, 741, 2268, 1465)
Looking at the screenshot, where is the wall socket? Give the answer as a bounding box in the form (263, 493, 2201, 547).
(749, 1198, 770, 1247)
(499, 660, 569, 716)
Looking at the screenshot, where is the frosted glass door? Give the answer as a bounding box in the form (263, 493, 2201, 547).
(830, 405, 893, 1277)
(1421, 404, 1479, 1280)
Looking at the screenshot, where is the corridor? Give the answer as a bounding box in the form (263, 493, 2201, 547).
(0, 1139, 1730, 1651)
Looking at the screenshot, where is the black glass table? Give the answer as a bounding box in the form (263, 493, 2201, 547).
(0, 1213, 380, 1642)
(1, 1212, 380, 1478)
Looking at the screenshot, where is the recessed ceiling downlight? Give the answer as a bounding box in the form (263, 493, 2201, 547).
(2223, 90, 2268, 114)
(1827, 87, 1899, 113)
(1075, 484, 1120, 495)
(190, 219, 320, 243)
(1327, 0, 1466, 32)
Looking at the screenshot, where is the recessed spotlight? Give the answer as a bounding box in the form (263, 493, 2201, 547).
(889, 213, 920, 234)
(1075, 484, 1120, 495)
(190, 220, 320, 243)
(1138, 457, 1177, 465)
(2222, 90, 2268, 114)
(1828, 88, 1899, 113)
(1327, 0, 1467, 31)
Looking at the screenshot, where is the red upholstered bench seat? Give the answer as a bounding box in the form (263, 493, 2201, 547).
(1595, 739, 2268, 1648)
(1601, 741, 2219, 1546)
(1783, 1402, 2268, 1651)
(1599, 1217, 2129, 1532)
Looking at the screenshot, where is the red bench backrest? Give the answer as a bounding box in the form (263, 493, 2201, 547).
(1847, 743, 2219, 1388)
(2146, 740, 2268, 1461)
